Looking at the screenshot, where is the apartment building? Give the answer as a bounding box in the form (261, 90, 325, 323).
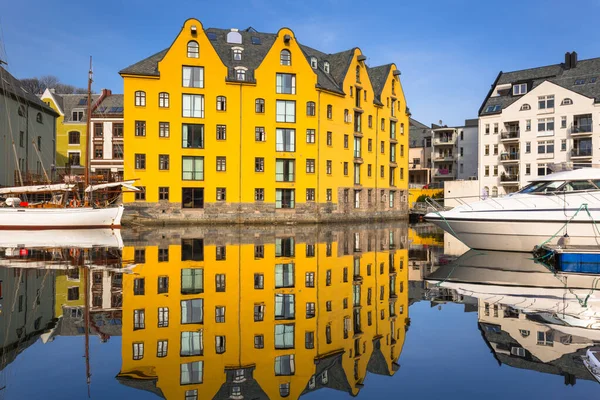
(431, 119, 479, 183)
(479, 51, 600, 196)
(118, 227, 408, 399)
(90, 93, 125, 180)
(119, 19, 409, 223)
(408, 118, 432, 187)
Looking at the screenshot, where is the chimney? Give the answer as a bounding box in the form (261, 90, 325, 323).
(101, 88, 112, 97)
(565, 52, 571, 69)
(570, 51, 578, 68)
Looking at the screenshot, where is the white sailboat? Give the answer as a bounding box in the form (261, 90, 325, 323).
(0, 58, 136, 229)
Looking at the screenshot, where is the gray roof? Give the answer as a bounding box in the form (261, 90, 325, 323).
(409, 117, 432, 148)
(93, 94, 124, 117)
(300, 351, 354, 396)
(0, 67, 59, 116)
(116, 376, 165, 398)
(53, 93, 101, 122)
(120, 26, 397, 105)
(479, 55, 600, 116)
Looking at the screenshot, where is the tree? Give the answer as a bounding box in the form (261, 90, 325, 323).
(19, 75, 88, 94)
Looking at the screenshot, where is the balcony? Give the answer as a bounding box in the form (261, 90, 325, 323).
(433, 154, 455, 162)
(500, 173, 519, 185)
(571, 147, 592, 159)
(500, 152, 519, 163)
(569, 121, 593, 137)
(433, 136, 456, 146)
(433, 168, 455, 178)
(500, 130, 520, 142)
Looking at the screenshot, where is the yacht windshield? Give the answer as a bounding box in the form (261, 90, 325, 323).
(562, 180, 599, 191)
(518, 180, 566, 194)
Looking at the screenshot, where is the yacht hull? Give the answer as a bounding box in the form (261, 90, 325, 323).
(0, 205, 124, 229)
(426, 216, 600, 252)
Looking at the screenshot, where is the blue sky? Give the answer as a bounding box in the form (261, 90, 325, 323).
(1, 0, 599, 126)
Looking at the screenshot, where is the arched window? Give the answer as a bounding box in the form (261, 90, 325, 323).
(520, 103, 531, 111)
(280, 50, 291, 66)
(483, 186, 489, 199)
(368, 115, 373, 128)
(159, 92, 169, 108)
(255, 98, 265, 113)
(561, 98, 573, 106)
(324, 61, 330, 73)
(68, 131, 81, 145)
(327, 105, 332, 119)
(135, 91, 146, 106)
(492, 186, 498, 197)
(233, 48, 242, 61)
(310, 57, 317, 69)
(217, 96, 227, 111)
(36, 112, 43, 123)
(381, 118, 385, 131)
(356, 65, 360, 82)
(400, 123, 404, 134)
(279, 383, 290, 397)
(187, 41, 199, 58)
(235, 68, 246, 81)
(306, 101, 315, 116)
(344, 109, 350, 123)
(392, 80, 396, 95)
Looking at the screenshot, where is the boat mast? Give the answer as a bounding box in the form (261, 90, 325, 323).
(84, 56, 93, 206)
(84, 255, 92, 397)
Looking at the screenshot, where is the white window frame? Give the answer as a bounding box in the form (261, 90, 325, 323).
(276, 100, 296, 123)
(182, 94, 204, 118)
(182, 66, 204, 88)
(512, 83, 527, 95)
(276, 73, 296, 94)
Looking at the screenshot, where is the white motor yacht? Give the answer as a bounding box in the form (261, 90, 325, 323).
(583, 348, 600, 384)
(425, 168, 600, 252)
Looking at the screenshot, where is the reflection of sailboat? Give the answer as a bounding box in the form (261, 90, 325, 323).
(0, 228, 123, 250)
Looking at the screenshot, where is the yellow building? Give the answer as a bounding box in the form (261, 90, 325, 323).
(118, 226, 409, 399)
(119, 19, 410, 223)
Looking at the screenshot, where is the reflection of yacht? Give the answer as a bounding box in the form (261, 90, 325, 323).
(583, 348, 600, 383)
(425, 169, 600, 252)
(0, 228, 123, 249)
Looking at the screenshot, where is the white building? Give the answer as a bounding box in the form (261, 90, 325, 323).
(90, 92, 124, 181)
(478, 51, 600, 196)
(456, 119, 478, 180)
(430, 119, 478, 183)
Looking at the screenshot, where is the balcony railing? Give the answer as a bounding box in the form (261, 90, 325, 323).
(570, 122, 593, 134)
(433, 168, 454, 177)
(500, 130, 520, 140)
(500, 173, 519, 182)
(433, 137, 456, 145)
(571, 148, 592, 157)
(500, 152, 519, 161)
(434, 155, 455, 161)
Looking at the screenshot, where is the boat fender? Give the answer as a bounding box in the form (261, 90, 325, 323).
(5, 197, 21, 207)
(69, 199, 81, 208)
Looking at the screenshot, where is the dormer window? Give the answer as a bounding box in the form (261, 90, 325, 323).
(574, 78, 586, 85)
(280, 50, 291, 66)
(310, 57, 317, 69)
(226, 29, 242, 44)
(520, 103, 531, 111)
(235, 67, 246, 81)
(591, 77, 597, 84)
(561, 98, 573, 106)
(187, 41, 199, 58)
(485, 105, 501, 113)
(512, 83, 527, 95)
(232, 47, 243, 61)
(324, 62, 330, 73)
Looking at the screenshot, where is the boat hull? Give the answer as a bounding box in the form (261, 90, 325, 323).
(0, 205, 124, 229)
(426, 216, 600, 252)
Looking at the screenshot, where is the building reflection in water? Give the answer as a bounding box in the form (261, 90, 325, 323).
(423, 249, 600, 386)
(117, 224, 410, 399)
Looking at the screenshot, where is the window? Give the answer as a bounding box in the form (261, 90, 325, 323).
(133, 342, 144, 360)
(304, 129, 316, 144)
(182, 66, 204, 88)
(306, 188, 315, 201)
(493, 144, 498, 155)
(215, 306, 225, 322)
(254, 273, 264, 288)
(525, 142, 531, 153)
(525, 163, 531, 175)
(326, 270, 331, 285)
(305, 272, 315, 287)
(255, 127, 266, 142)
(182, 156, 204, 180)
(538, 95, 555, 110)
(275, 355, 295, 376)
(538, 163, 551, 176)
(310, 57, 317, 68)
(255, 98, 265, 113)
(520, 103, 531, 111)
(216, 188, 226, 201)
(157, 340, 168, 358)
(276, 100, 296, 122)
(306, 101, 315, 116)
(159, 187, 169, 201)
(537, 331, 554, 346)
(344, 134, 349, 149)
(255, 188, 264, 201)
(344, 162, 349, 176)
(276, 74, 296, 94)
(134, 309, 145, 330)
(254, 304, 265, 321)
(181, 361, 203, 385)
(306, 302, 316, 318)
(235, 68, 246, 81)
(135, 154, 146, 169)
(187, 40, 199, 58)
(159, 92, 170, 108)
(255, 157, 265, 172)
(493, 166, 498, 176)
(537, 140, 554, 155)
(135, 121, 146, 136)
(575, 78, 585, 85)
(216, 156, 226, 171)
(215, 336, 226, 354)
(561, 139, 567, 151)
(159, 122, 170, 138)
(513, 83, 527, 95)
(255, 335, 264, 349)
(327, 105, 332, 119)
(71, 110, 83, 121)
(275, 264, 294, 288)
(158, 154, 170, 170)
(182, 124, 204, 148)
(484, 166, 489, 177)
(216, 96, 226, 111)
(181, 331, 203, 356)
(68, 131, 80, 145)
(344, 109, 350, 123)
(324, 61, 330, 73)
(494, 123, 498, 134)
(276, 129, 295, 152)
(156, 306, 169, 327)
(182, 94, 204, 118)
(275, 188, 295, 209)
(526, 119, 531, 131)
(215, 274, 226, 292)
(326, 160, 332, 174)
(181, 269, 204, 294)
(561, 116, 567, 129)
(135, 91, 146, 106)
(94, 123, 103, 137)
(280, 49, 291, 66)
(275, 323, 295, 348)
(233, 48, 242, 61)
(68, 287, 79, 300)
(561, 98, 573, 105)
(326, 131, 332, 146)
(306, 159, 315, 173)
(181, 299, 203, 324)
(326, 189, 332, 202)
(538, 118, 555, 133)
(94, 144, 103, 159)
(485, 105, 501, 113)
(276, 159, 295, 181)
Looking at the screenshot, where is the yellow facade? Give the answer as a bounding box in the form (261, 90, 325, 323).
(54, 267, 85, 317)
(119, 226, 408, 399)
(120, 19, 409, 221)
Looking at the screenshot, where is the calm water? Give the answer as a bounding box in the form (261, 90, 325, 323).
(1, 222, 598, 399)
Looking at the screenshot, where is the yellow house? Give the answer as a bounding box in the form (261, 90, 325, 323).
(118, 226, 408, 398)
(119, 19, 410, 223)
